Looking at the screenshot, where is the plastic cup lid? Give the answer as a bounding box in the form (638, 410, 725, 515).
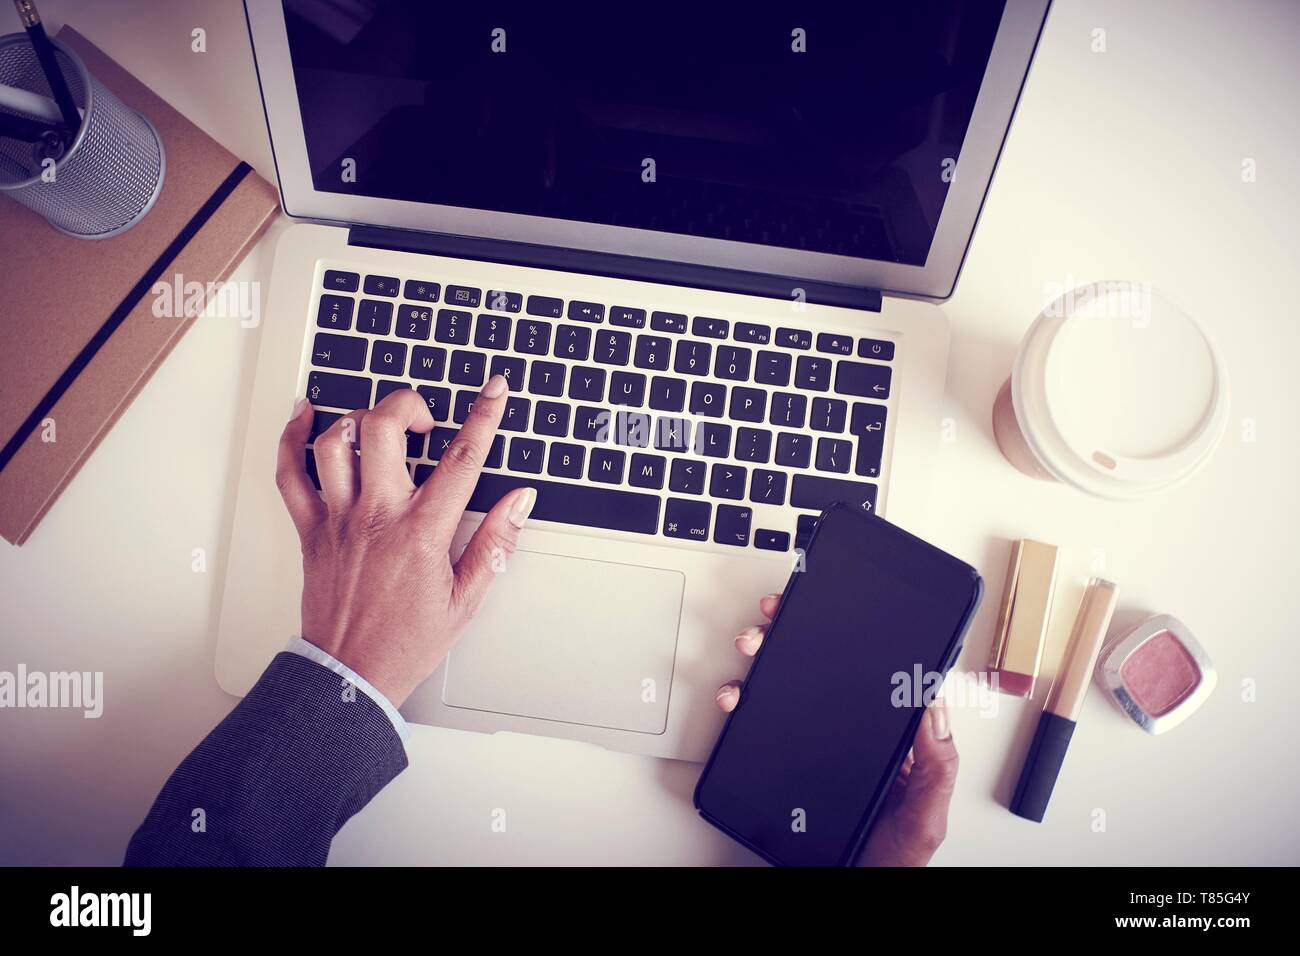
(1011, 282, 1229, 499)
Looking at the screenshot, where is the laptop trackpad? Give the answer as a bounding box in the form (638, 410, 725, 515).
(442, 550, 685, 734)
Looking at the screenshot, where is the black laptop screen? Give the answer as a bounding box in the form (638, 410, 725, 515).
(282, 1, 1007, 266)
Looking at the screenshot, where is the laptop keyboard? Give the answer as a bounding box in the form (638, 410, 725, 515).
(302, 267, 894, 554)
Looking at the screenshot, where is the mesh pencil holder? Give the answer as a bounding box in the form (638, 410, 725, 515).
(0, 33, 164, 238)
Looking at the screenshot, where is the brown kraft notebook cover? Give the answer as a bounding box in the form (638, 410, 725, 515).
(0, 27, 280, 545)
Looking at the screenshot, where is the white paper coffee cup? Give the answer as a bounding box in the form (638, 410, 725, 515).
(992, 281, 1229, 499)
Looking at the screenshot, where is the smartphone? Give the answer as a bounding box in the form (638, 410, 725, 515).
(693, 503, 983, 866)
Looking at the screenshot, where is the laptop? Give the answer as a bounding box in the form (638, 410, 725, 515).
(218, 0, 1049, 761)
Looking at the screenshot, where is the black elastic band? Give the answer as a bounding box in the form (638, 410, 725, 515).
(0, 161, 254, 475)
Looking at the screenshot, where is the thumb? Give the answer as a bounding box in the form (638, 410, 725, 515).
(450, 486, 536, 621)
(892, 695, 960, 863)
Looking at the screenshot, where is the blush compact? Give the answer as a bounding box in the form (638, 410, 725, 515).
(1095, 615, 1216, 734)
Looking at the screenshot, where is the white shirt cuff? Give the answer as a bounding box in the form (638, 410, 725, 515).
(283, 635, 411, 741)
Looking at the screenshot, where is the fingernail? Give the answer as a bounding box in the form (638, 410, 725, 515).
(735, 625, 763, 653)
(716, 685, 739, 709)
(481, 374, 508, 399)
(763, 592, 782, 603)
(508, 487, 537, 528)
(930, 697, 951, 740)
(289, 397, 309, 422)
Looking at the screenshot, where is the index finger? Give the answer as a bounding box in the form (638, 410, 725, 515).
(413, 374, 509, 533)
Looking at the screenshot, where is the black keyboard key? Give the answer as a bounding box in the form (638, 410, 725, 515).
(674, 340, 712, 376)
(527, 295, 564, 318)
(775, 431, 812, 468)
(414, 464, 434, 487)
(368, 340, 406, 376)
(613, 410, 651, 448)
(374, 380, 409, 406)
(692, 316, 729, 339)
(474, 314, 512, 350)
(709, 463, 747, 500)
(795, 514, 818, 552)
(448, 350, 486, 386)
(629, 453, 666, 489)
(467, 473, 661, 535)
(485, 289, 521, 313)
(609, 306, 646, 328)
(663, 498, 710, 541)
(453, 389, 479, 424)
(694, 422, 732, 458)
(609, 371, 647, 407)
(588, 447, 626, 484)
(653, 415, 692, 453)
(528, 360, 566, 396)
(651, 311, 687, 334)
(514, 319, 552, 355)
(791, 475, 878, 514)
(547, 441, 585, 479)
(594, 329, 632, 366)
(713, 504, 752, 547)
(811, 397, 848, 433)
(816, 333, 853, 355)
(323, 269, 359, 293)
(410, 345, 447, 381)
(307, 370, 370, 410)
(851, 402, 888, 478)
(508, 437, 545, 473)
(734, 427, 772, 463)
(501, 395, 531, 432)
(634, 335, 672, 371)
(567, 365, 606, 402)
(309, 410, 341, 442)
(404, 279, 440, 302)
(815, 437, 852, 473)
(735, 322, 771, 345)
(534, 400, 570, 437)
(445, 285, 481, 308)
(356, 299, 393, 335)
(311, 332, 367, 371)
(317, 295, 354, 331)
(417, 385, 452, 421)
(754, 529, 790, 552)
(750, 469, 787, 505)
(648, 375, 687, 412)
(689, 381, 726, 417)
(397, 304, 433, 341)
(568, 300, 604, 323)
(769, 392, 807, 428)
(714, 345, 752, 381)
(858, 337, 895, 361)
(489, 354, 526, 391)
(794, 355, 831, 392)
(755, 350, 791, 387)
(776, 327, 811, 350)
(305, 449, 320, 489)
(554, 324, 592, 361)
(434, 308, 472, 345)
(669, 458, 706, 495)
(728, 386, 766, 423)
(363, 274, 399, 297)
(428, 427, 458, 460)
(835, 361, 892, 399)
(407, 430, 426, 459)
(573, 406, 611, 442)
(485, 434, 505, 469)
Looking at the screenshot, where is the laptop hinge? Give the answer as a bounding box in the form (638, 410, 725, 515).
(347, 226, 883, 312)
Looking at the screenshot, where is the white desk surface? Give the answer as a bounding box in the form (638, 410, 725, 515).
(2, 0, 1296, 865)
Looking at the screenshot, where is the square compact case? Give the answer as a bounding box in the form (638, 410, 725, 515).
(1094, 614, 1216, 734)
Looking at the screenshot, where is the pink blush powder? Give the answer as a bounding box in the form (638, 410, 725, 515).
(1120, 630, 1200, 717)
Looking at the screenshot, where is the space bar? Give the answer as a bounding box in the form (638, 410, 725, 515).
(466, 473, 662, 535)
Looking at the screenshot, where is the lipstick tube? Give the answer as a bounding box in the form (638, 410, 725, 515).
(1010, 577, 1119, 822)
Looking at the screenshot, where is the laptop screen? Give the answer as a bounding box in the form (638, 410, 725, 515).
(283, 1, 1007, 268)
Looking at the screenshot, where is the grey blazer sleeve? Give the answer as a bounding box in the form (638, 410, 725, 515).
(124, 652, 408, 866)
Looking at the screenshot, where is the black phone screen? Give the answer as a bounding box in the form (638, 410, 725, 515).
(695, 506, 981, 866)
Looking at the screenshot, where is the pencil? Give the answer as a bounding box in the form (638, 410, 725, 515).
(12, 0, 81, 134)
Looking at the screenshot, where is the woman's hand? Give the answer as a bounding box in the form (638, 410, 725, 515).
(275, 375, 535, 707)
(715, 595, 959, 866)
